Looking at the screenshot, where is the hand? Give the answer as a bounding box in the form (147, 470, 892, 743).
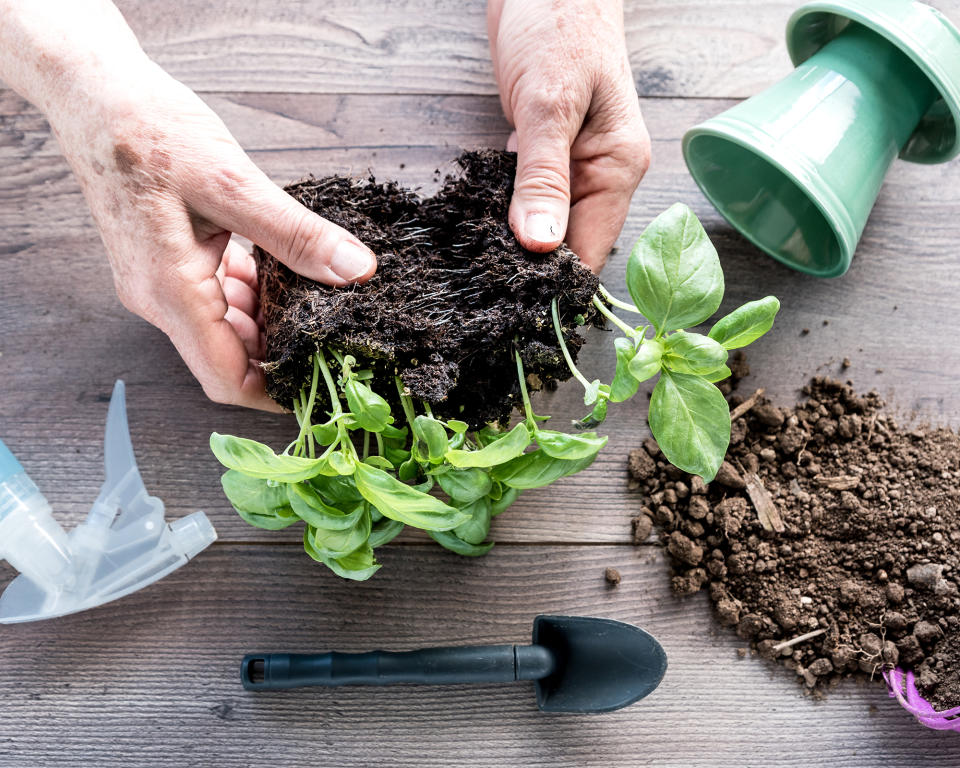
(49, 62, 377, 410)
(487, 0, 650, 271)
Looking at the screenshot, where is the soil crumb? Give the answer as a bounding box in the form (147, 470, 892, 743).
(630, 375, 960, 710)
(255, 150, 599, 427)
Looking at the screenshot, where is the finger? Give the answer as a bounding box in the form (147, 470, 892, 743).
(164, 275, 281, 412)
(189, 162, 377, 287)
(506, 130, 518, 152)
(567, 111, 651, 271)
(223, 239, 259, 291)
(566, 185, 634, 273)
(222, 276, 258, 318)
(508, 106, 580, 253)
(226, 305, 264, 360)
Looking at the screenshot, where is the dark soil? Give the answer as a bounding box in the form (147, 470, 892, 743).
(629, 373, 960, 710)
(255, 150, 599, 427)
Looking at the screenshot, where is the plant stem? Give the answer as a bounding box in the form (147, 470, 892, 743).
(513, 349, 537, 430)
(598, 284, 644, 314)
(375, 431, 385, 456)
(362, 430, 370, 460)
(395, 376, 420, 452)
(295, 353, 322, 458)
(551, 296, 592, 390)
(316, 348, 341, 416)
(423, 401, 434, 418)
(591, 295, 639, 338)
(290, 397, 304, 456)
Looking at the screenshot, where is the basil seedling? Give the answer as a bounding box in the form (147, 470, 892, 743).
(211, 203, 779, 579)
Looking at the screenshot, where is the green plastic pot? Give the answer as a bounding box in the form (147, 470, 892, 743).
(683, 0, 960, 277)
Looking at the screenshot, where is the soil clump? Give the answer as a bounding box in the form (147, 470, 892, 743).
(630, 372, 960, 709)
(255, 150, 598, 427)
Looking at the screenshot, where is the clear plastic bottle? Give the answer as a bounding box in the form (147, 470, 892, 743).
(0, 440, 74, 592)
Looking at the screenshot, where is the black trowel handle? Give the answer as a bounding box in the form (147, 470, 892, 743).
(242, 644, 555, 690)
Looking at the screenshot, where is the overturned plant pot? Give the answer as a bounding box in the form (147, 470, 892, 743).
(256, 150, 598, 427)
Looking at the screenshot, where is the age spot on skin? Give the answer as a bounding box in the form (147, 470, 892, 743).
(113, 143, 140, 174)
(149, 147, 173, 171)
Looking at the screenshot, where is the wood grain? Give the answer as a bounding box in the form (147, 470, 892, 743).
(1, 545, 957, 768)
(4, 1, 954, 99)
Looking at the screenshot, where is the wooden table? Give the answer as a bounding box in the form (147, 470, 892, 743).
(2, 2, 959, 765)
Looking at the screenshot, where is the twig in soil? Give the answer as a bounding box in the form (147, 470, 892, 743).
(729, 388, 765, 421)
(772, 628, 827, 652)
(738, 465, 786, 533)
(816, 475, 861, 491)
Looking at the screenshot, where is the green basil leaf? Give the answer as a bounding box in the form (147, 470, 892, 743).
(383, 446, 411, 467)
(210, 433, 327, 482)
(535, 430, 608, 461)
(429, 530, 494, 557)
(328, 451, 356, 476)
(220, 470, 299, 530)
(308, 474, 363, 506)
(476, 425, 506, 447)
(369, 517, 405, 547)
(447, 431, 466, 451)
(491, 450, 596, 489)
(490, 486, 520, 517)
(610, 337, 642, 403)
(363, 455, 394, 471)
(344, 379, 392, 432)
(649, 369, 730, 482)
(436, 467, 493, 503)
(311, 421, 340, 446)
(398, 456, 419, 482)
(287, 483, 364, 530)
(413, 415, 448, 462)
(304, 530, 381, 581)
(576, 397, 609, 430)
(446, 422, 530, 468)
(628, 339, 664, 383)
(221, 470, 290, 516)
(703, 364, 732, 383)
(708, 296, 781, 349)
(354, 462, 467, 531)
(310, 506, 372, 558)
(662, 331, 728, 375)
(453, 497, 492, 545)
(625, 203, 724, 333)
(446, 419, 469, 434)
(380, 424, 409, 442)
(584, 379, 602, 406)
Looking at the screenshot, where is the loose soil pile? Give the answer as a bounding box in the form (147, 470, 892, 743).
(629, 372, 960, 710)
(256, 150, 599, 426)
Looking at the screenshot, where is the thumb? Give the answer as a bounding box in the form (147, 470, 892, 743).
(508, 122, 573, 253)
(193, 163, 377, 286)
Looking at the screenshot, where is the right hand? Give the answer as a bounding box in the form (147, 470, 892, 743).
(51, 61, 377, 411)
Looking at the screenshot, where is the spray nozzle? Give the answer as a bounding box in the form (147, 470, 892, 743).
(0, 381, 217, 623)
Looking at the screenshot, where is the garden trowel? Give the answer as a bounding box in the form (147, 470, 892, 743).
(241, 615, 667, 713)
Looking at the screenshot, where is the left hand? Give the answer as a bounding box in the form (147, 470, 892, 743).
(488, 0, 651, 272)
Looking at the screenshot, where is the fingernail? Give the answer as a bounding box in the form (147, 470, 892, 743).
(524, 212, 561, 245)
(330, 240, 375, 282)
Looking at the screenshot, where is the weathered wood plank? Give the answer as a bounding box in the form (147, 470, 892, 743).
(2, 0, 953, 98)
(2, 93, 960, 543)
(0, 545, 955, 768)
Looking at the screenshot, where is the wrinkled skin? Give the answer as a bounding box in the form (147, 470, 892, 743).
(488, 0, 651, 271)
